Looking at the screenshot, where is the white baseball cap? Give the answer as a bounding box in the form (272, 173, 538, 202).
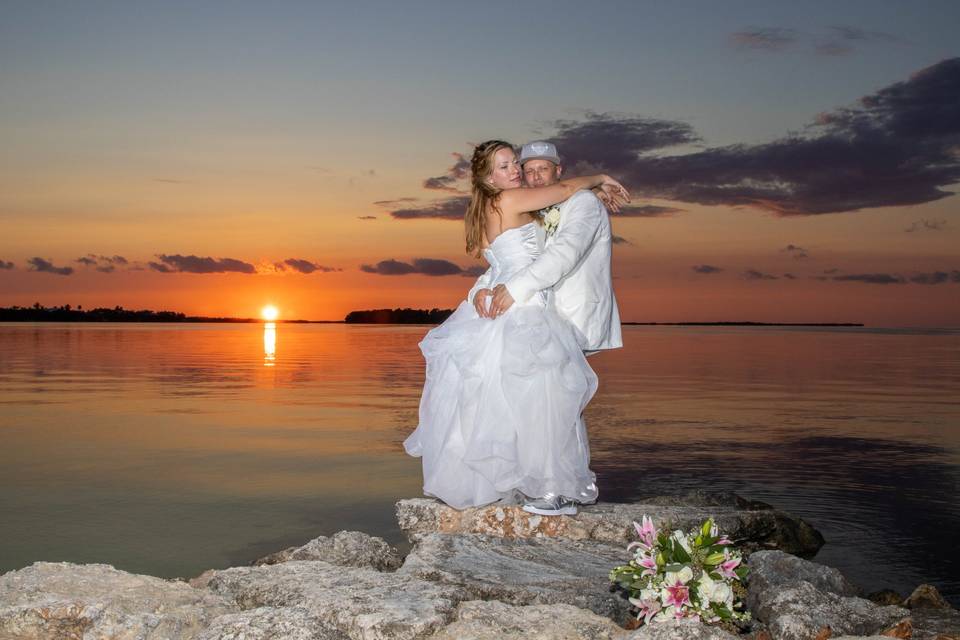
(519, 141, 560, 165)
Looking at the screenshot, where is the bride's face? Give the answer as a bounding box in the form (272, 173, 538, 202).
(486, 147, 522, 190)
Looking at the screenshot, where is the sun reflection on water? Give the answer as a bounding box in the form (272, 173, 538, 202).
(263, 322, 276, 366)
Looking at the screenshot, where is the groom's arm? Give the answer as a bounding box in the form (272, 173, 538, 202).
(503, 190, 603, 304)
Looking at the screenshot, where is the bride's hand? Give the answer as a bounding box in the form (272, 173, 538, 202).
(600, 175, 630, 202)
(595, 184, 629, 213)
(473, 288, 494, 318)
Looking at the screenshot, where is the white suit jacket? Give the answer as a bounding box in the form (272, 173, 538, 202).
(468, 189, 622, 353)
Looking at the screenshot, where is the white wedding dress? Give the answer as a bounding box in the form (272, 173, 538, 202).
(404, 221, 599, 509)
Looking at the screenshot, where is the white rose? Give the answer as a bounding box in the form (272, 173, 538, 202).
(672, 530, 693, 554)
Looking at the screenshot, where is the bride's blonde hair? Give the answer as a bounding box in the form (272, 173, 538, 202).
(465, 140, 513, 258)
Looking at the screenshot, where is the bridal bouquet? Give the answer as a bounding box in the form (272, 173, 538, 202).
(609, 516, 750, 626)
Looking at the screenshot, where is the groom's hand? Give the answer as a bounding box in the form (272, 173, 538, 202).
(473, 288, 494, 318)
(490, 284, 515, 317)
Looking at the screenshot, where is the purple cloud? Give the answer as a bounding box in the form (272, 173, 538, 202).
(360, 257, 482, 277)
(151, 254, 256, 274)
(283, 258, 340, 274)
(390, 196, 470, 221)
(616, 204, 683, 217)
(833, 273, 905, 285)
(905, 218, 946, 233)
(28, 257, 73, 276)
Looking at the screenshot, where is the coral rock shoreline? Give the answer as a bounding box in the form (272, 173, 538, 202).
(1, 494, 956, 640)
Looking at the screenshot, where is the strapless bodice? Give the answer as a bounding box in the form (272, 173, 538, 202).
(482, 222, 543, 285)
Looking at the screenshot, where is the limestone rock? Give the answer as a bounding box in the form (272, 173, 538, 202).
(253, 530, 402, 572)
(428, 600, 627, 639)
(397, 532, 633, 624)
(197, 606, 341, 640)
(752, 580, 909, 640)
(747, 550, 860, 613)
(905, 585, 953, 611)
(624, 618, 742, 640)
(396, 495, 824, 556)
(205, 559, 464, 640)
(0, 561, 236, 640)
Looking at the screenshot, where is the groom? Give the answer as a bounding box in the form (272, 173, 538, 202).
(469, 140, 623, 515)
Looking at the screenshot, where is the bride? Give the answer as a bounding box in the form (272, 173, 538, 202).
(404, 140, 628, 513)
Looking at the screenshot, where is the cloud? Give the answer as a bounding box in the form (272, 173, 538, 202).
(783, 273, 797, 280)
(462, 265, 487, 277)
(535, 59, 960, 216)
(833, 273, 904, 284)
(282, 258, 340, 274)
(150, 254, 256, 274)
(357, 215, 377, 220)
(693, 264, 723, 274)
(909, 270, 960, 285)
(616, 204, 683, 217)
(730, 27, 798, 51)
(905, 218, 947, 233)
(731, 25, 900, 56)
(0, 260, 14, 270)
(75, 254, 128, 273)
(27, 257, 73, 276)
(360, 257, 481, 277)
(374, 197, 417, 207)
(816, 26, 901, 56)
(611, 235, 631, 245)
(743, 269, 779, 280)
(390, 196, 470, 221)
(782, 244, 810, 259)
(423, 153, 470, 192)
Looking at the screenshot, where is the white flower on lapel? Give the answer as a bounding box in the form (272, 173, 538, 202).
(541, 205, 561, 236)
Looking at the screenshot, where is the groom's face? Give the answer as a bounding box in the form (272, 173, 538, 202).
(522, 159, 562, 187)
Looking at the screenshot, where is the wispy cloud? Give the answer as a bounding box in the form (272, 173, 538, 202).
(360, 257, 482, 277)
(693, 264, 723, 274)
(149, 254, 256, 274)
(277, 258, 340, 274)
(730, 27, 798, 51)
(389, 196, 470, 221)
(617, 204, 683, 218)
(833, 273, 904, 284)
(27, 257, 73, 276)
(423, 153, 470, 193)
(357, 215, 377, 220)
(611, 235, 631, 245)
(905, 218, 947, 233)
(782, 244, 810, 259)
(743, 269, 779, 280)
(731, 25, 901, 56)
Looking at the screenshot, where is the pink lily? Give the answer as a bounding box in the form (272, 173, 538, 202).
(719, 554, 742, 579)
(632, 515, 658, 549)
(629, 597, 662, 625)
(637, 552, 658, 577)
(716, 536, 733, 546)
(664, 580, 691, 609)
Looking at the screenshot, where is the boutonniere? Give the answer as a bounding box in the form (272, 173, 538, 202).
(541, 205, 561, 236)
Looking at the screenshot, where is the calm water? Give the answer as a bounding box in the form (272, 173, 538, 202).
(1, 322, 958, 604)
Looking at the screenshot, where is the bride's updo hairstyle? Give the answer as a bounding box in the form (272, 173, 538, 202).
(464, 140, 513, 258)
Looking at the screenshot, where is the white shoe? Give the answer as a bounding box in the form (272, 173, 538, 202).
(522, 494, 577, 516)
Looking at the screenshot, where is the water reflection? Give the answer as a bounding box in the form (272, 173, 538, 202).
(263, 322, 276, 366)
(0, 323, 956, 605)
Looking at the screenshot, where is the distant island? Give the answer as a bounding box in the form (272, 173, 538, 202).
(344, 308, 453, 324)
(0, 304, 863, 327)
(0, 304, 257, 323)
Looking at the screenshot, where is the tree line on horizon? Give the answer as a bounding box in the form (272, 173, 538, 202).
(344, 308, 453, 324)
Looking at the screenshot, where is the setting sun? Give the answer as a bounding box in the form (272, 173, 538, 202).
(261, 305, 279, 321)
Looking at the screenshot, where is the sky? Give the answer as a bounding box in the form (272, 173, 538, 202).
(1, 1, 959, 326)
